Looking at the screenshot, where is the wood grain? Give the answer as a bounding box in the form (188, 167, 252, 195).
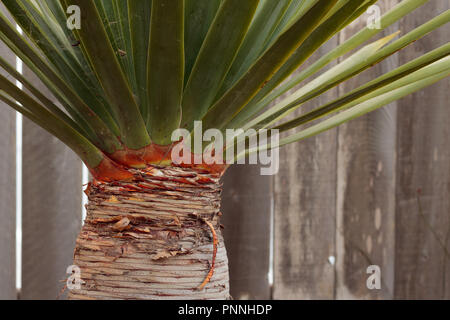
(272, 39, 339, 299)
(394, 0, 450, 299)
(20, 69, 82, 299)
(221, 165, 272, 299)
(0, 3, 16, 299)
(335, 0, 399, 299)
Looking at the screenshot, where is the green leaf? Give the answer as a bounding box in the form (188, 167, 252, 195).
(0, 54, 87, 137)
(113, 0, 137, 93)
(201, 0, 340, 132)
(281, 70, 450, 146)
(215, 0, 293, 97)
(0, 76, 103, 167)
(129, 0, 152, 122)
(95, 0, 133, 90)
(41, 0, 91, 70)
(239, 69, 450, 160)
(0, 10, 122, 153)
(3, 0, 121, 137)
(245, 33, 400, 129)
(262, 0, 319, 50)
(229, 0, 374, 129)
(184, 0, 222, 86)
(246, 0, 431, 124)
(247, 9, 450, 129)
(181, 0, 260, 131)
(0, 0, 447, 175)
(0, 38, 100, 144)
(66, 0, 150, 149)
(275, 43, 450, 132)
(147, 0, 184, 145)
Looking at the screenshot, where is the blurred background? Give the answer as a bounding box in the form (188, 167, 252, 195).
(0, 0, 449, 299)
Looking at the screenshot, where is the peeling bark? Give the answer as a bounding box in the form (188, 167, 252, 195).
(68, 166, 230, 300)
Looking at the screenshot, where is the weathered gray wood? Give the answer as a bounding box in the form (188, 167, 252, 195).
(272, 40, 339, 299)
(21, 70, 82, 299)
(221, 165, 272, 300)
(335, 0, 398, 299)
(0, 4, 16, 298)
(394, 0, 450, 299)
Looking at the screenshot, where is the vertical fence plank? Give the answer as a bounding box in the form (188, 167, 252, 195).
(221, 165, 272, 299)
(394, 0, 450, 299)
(335, 0, 398, 299)
(0, 4, 16, 298)
(272, 39, 339, 299)
(21, 70, 82, 299)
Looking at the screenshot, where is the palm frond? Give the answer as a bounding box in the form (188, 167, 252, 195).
(129, 0, 151, 122)
(244, 9, 450, 130)
(64, 0, 150, 150)
(235, 0, 431, 128)
(0, 8, 122, 153)
(201, 0, 339, 131)
(147, 0, 184, 145)
(0, 0, 447, 177)
(275, 43, 450, 132)
(181, 0, 260, 131)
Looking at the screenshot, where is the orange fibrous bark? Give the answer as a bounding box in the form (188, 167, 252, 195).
(88, 156, 134, 182)
(108, 143, 173, 168)
(89, 142, 229, 182)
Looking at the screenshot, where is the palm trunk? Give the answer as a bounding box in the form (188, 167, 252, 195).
(68, 165, 230, 300)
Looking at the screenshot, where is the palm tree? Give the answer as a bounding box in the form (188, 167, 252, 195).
(0, 0, 448, 299)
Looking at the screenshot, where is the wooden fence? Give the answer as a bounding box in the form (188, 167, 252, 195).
(0, 1, 449, 299)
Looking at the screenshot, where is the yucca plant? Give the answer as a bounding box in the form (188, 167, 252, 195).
(0, 0, 448, 299)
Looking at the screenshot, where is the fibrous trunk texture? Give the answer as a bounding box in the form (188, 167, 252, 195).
(68, 165, 230, 300)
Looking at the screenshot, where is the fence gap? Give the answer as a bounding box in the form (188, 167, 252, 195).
(0, 3, 17, 300)
(0, 43, 16, 300)
(81, 164, 89, 223)
(15, 65, 23, 293)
